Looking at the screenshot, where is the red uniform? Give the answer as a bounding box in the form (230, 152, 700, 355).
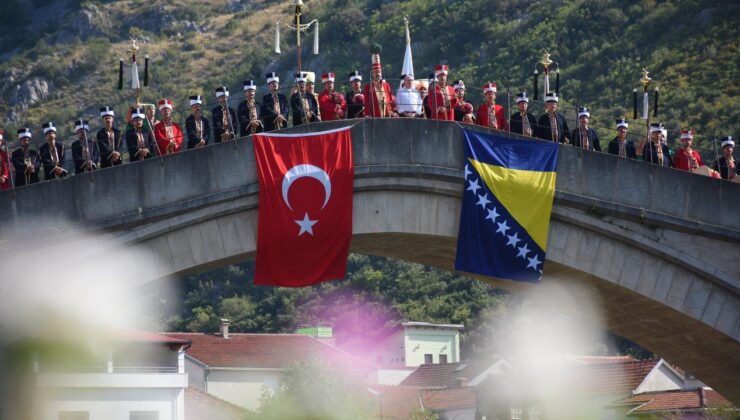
(476, 103, 509, 131)
(674, 147, 703, 172)
(362, 81, 395, 118)
(154, 120, 184, 155)
(0, 150, 10, 191)
(318, 90, 347, 121)
(429, 84, 455, 120)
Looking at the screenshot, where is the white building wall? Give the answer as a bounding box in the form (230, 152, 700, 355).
(634, 363, 684, 394)
(404, 327, 459, 367)
(373, 331, 405, 368)
(184, 358, 206, 391)
(439, 408, 475, 420)
(40, 387, 184, 420)
(206, 369, 282, 411)
(374, 369, 415, 385)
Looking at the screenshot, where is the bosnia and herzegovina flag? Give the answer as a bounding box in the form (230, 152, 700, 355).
(455, 129, 559, 283)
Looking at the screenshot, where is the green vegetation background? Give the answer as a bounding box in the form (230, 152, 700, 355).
(1, 0, 736, 358)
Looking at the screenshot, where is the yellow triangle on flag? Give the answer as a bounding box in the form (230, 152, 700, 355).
(469, 158, 556, 251)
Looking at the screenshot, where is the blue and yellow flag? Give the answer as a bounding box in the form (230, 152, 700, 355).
(455, 129, 559, 283)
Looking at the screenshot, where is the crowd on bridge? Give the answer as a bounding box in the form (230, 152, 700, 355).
(0, 50, 737, 190)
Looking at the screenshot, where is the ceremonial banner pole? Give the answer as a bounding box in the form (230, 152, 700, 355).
(639, 68, 652, 160)
(274, 0, 320, 72)
(81, 125, 95, 183)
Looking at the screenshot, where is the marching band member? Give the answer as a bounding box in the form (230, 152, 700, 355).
(537, 92, 571, 144)
(476, 82, 507, 129)
(186, 95, 211, 148)
(363, 45, 397, 118)
(509, 92, 536, 137)
(0, 132, 11, 190)
(237, 80, 262, 136)
(38, 122, 67, 180)
(97, 106, 123, 168)
(451, 80, 474, 123)
(11, 128, 40, 186)
(154, 99, 183, 155)
(71, 119, 99, 174)
(571, 107, 601, 151)
(673, 129, 703, 172)
(260, 72, 289, 131)
(429, 65, 454, 120)
(305, 72, 321, 120)
(713, 136, 738, 180)
(291, 72, 320, 126)
(640, 123, 672, 167)
(318, 72, 347, 121)
(126, 107, 156, 161)
(212, 86, 237, 142)
(415, 78, 429, 119)
(345, 70, 364, 119)
(607, 118, 637, 158)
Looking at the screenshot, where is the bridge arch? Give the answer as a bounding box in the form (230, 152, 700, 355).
(0, 119, 738, 402)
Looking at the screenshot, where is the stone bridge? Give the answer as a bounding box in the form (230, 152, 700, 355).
(0, 119, 738, 403)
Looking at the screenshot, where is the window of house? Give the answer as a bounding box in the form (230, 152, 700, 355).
(527, 406, 541, 420)
(130, 412, 158, 420)
(439, 354, 448, 364)
(509, 407, 523, 420)
(59, 413, 89, 420)
(424, 354, 433, 364)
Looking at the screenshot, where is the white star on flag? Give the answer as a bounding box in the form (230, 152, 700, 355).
(464, 164, 472, 179)
(485, 207, 499, 222)
(495, 220, 510, 236)
(506, 232, 520, 248)
(517, 243, 530, 259)
(527, 254, 541, 270)
(295, 212, 318, 236)
(476, 193, 491, 209)
(467, 178, 481, 194)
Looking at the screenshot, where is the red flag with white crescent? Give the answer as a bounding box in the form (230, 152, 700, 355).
(252, 127, 353, 287)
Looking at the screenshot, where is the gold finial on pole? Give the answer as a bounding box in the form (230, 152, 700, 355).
(640, 67, 651, 88)
(540, 51, 553, 70)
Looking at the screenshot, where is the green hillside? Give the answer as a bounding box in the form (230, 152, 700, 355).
(0, 0, 733, 357)
(1, 0, 738, 154)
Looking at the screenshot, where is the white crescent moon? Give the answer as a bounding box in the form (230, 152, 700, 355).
(281, 164, 332, 211)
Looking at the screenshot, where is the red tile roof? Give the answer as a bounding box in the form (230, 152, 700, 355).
(368, 385, 423, 420)
(568, 359, 658, 394)
(165, 332, 375, 370)
(615, 389, 735, 414)
(366, 385, 477, 418)
(568, 355, 636, 364)
(400, 359, 501, 388)
(115, 329, 190, 345)
(421, 387, 477, 410)
(185, 387, 249, 420)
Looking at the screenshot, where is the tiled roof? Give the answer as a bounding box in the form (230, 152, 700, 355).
(165, 332, 376, 370)
(568, 359, 658, 394)
(368, 385, 422, 420)
(421, 387, 477, 410)
(568, 355, 635, 364)
(615, 389, 735, 414)
(400, 359, 501, 388)
(366, 385, 477, 418)
(185, 387, 249, 420)
(116, 329, 190, 344)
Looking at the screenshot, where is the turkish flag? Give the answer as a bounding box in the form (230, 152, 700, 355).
(252, 127, 353, 287)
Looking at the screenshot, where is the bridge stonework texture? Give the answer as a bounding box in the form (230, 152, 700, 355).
(1, 119, 738, 402)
